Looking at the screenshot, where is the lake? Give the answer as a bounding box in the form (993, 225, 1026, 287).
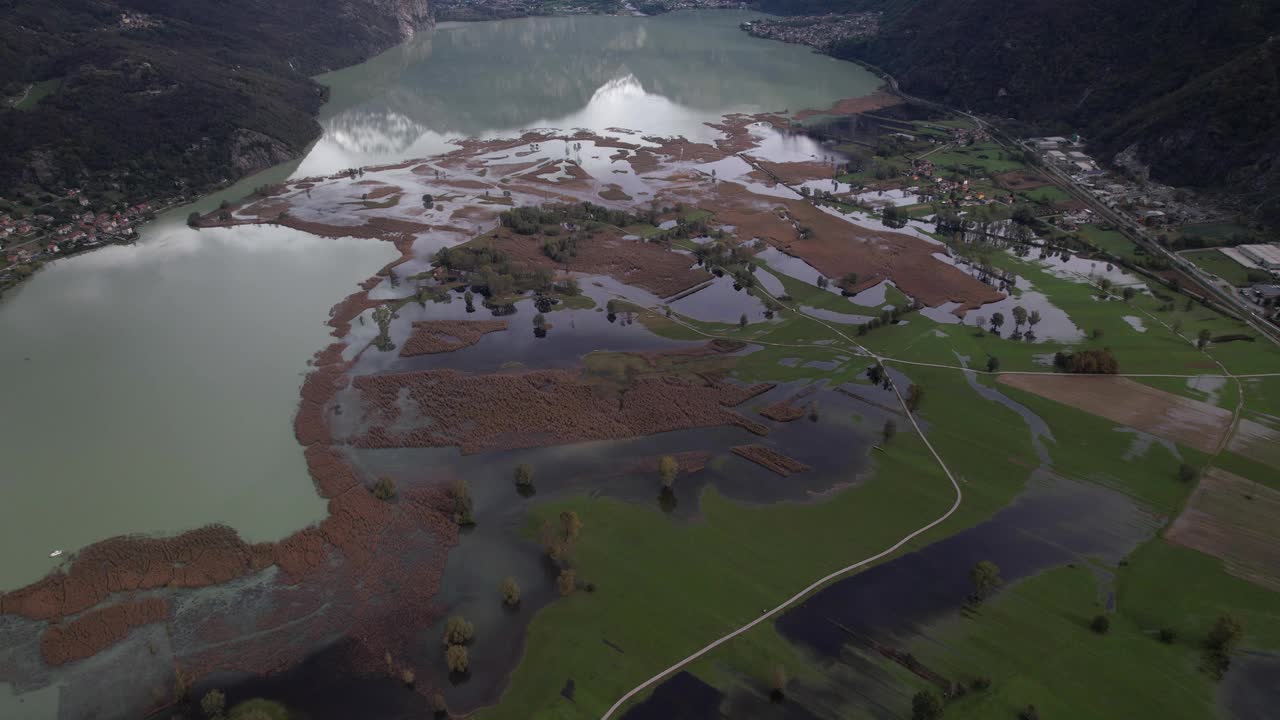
(0, 10, 879, 592)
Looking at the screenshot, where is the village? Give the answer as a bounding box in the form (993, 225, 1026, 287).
(740, 12, 881, 52)
(0, 190, 157, 296)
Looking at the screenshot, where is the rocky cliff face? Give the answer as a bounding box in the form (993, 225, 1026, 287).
(371, 0, 433, 39)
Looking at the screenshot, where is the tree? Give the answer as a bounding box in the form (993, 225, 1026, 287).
(1091, 614, 1111, 634)
(905, 384, 924, 412)
(443, 615, 474, 646)
(372, 476, 396, 501)
(445, 644, 469, 674)
(1204, 614, 1244, 679)
(501, 576, 521, 607)
(1019, 705, 1040, 720)
(1091, 328, 1105, 340)
(557, 568, 577, 596)
(514, 463, 533, 487)
(990, 312, 1005, 333)
(882, 419, 897, 445)
(1011, 305, 1028, 330)
(1123, 286, 1137, 301)
(560, 510, 583, 541)
(1178, 463, 1200, 483)
(1197, 328, 1212, 349)
(422, 194, 434, 207)
(186, 211, 201, 228)
(770, 664, 787, 703)
(453, 479, 475, 525)
(739, 313, 748, 329)
(659, 455, 679, 488)
(1206, 615, 1244, 652)
(1028, 310, 1041, 328)
(911, 690, 943, 720)
(533, 313, 546, 329)
(1159, 627, 1178, 644)
(432, 692, 448, 717)
(986, 356, 1000, 373)
(200, 689, 226, 719)
(969, 560, 1002, 601)
(816, 276, 829, 289)
(841, 272, 859, 287)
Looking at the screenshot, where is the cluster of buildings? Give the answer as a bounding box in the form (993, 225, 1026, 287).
(1, 195, 151, 290)
(1029, 136, 1219, 227)
(740, 13, 881, 52)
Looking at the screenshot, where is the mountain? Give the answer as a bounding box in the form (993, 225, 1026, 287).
(761, 0, 1280, 223)
(0, 0, 432, 208)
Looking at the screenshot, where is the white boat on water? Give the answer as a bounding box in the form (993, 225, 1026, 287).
(49, 550, 63, 558)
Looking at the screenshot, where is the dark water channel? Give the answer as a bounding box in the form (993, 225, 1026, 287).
(624, 367, 1165, 720)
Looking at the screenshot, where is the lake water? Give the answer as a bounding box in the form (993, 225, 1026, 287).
(0, 11, 879, 592)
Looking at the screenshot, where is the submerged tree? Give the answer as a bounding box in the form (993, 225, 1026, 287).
(443, 615, 475, 646)
(515, 463, 534, 488)
(969, 560, 1003, 601)
(882, 419, 898, 445)
(200, 689, 226, 719)
(453, 479, 475, 525)
(501, 576, 522, 607)
(905, 384, 924, 412)
(372, 476, 397, 501)
(445, 644, 469, 674)
(659, 455, 679, 488)
(1011, 305, 1028, 331)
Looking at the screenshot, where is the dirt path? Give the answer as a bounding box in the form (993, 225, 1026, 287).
(601, 266, 1276, 718)
(601, 275, 965, 720)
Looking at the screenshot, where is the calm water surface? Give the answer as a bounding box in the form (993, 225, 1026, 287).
(0, 11, 879, 592)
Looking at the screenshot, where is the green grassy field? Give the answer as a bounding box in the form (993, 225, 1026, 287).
(929, 143, 1027, 177)
(996, 382, 1208, 514)
(1181, 248, 1254, 286)
(14, 79, 60, 111)
(1076, 223, 1141, 260)
(1015, 185, 1071, 205)
(475, 433, 958, 720)
(477, 353, 1050, 719)
(904, 556, 1271, 720)
(464, 187, 1280, 720)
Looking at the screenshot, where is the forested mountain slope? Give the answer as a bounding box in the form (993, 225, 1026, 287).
(0, 0, 431, 207)
(762, 0, 1280, 221)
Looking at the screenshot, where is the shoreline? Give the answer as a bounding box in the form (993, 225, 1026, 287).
(0, 40, 927, 713)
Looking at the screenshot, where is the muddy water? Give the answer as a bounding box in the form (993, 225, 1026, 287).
(0, 11, 879, 594)
(334, 279, 886, 712)
(0, 10, 889, 719)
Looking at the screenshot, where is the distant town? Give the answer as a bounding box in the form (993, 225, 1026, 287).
(741, 12, 881, 52)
